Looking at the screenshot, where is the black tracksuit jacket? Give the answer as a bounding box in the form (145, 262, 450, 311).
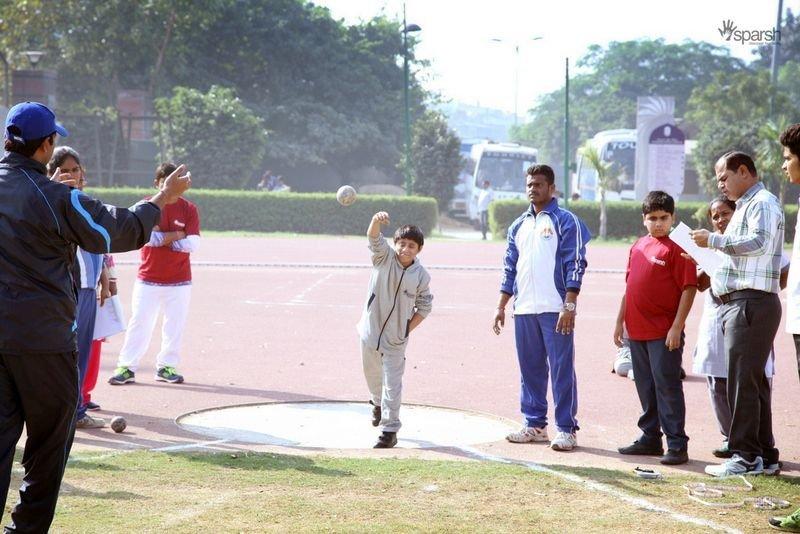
(0, 151, 160, 354)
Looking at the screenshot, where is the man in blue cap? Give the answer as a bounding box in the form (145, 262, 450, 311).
(0, 102, 192, 532)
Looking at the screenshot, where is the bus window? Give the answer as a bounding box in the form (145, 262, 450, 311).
(476, 153, 536, 193)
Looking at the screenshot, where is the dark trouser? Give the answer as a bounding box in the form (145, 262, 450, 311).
(75, 288, 97, 421)
(793, 334, 800, 384)
(629, 337, 688, 451)
(0, 351, 79, 533)
(479, 210, 488, 239)
(706, 376, 731, 440)
(721, 293, 780, 464)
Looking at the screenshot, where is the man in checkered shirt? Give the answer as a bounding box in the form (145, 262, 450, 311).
(691, 151, 784, 478)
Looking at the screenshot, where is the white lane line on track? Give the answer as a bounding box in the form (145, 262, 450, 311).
(290, 272, 334, 303)
(152, 439, 232, 452)
(457, 446, 741, 534)
(116, 260, 625, 274)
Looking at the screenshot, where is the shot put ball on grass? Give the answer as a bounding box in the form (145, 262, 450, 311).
(336, 185, 357, 206)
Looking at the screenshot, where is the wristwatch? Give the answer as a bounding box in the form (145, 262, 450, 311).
(561, 302, 576, 313)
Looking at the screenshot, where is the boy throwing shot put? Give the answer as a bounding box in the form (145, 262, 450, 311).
(357, 211, 433, 448)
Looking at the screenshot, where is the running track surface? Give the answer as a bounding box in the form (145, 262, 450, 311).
(72, 236, 800, 475)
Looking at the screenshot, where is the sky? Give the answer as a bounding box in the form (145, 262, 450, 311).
(313, 0, 797, 118)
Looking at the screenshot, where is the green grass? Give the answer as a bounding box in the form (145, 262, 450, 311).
(4, 451, 797, 533)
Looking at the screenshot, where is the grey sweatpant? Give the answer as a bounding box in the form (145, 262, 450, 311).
(361, 340, 405, 432)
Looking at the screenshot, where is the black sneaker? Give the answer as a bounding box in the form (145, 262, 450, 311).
(660, 449, 689, 465)
(374, 431, 397, 449)
(369, 401, 381, 427)
(155, 366, 184, 384)
(618, 440, 664, 456)
(108, 367, 135, 385)
(712, 441, 733, 458)
(85, 401, 101, 411)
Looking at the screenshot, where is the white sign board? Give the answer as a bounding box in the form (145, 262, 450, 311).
(647, 123, 686, 199)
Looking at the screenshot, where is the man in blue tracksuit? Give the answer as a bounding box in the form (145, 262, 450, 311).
(493, 164, 590, 451)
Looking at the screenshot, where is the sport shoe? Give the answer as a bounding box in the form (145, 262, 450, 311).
(704, 454, 763, 477)
(764, 461, 782, 476)
(108, 367, 135, 385)
(85, 401, 101, 411)
(374, 431, 397, 449)
(550, 431, 577, 451)
(769, 507, 800, 532)
(369, 401, 381, 427)
(506, 426, 549, 443)
(712, 441, 733, 458)
(660, 449, 689, 465)
(155, 366, 184, 384)
(76, 414, 106, 429)
(618, 440, 664, 456)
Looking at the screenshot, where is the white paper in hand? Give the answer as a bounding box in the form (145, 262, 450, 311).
(93, 295, 127, 339)
(669, 222, 724, 275)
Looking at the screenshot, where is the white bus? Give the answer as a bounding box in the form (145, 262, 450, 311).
(573, 129, 636, 201)
(465, 142, 538, 224)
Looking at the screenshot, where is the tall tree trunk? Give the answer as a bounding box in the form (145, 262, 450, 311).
(149, 10, 177, 98)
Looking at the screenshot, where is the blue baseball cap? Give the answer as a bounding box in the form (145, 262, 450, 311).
(5, 102, 68, 144)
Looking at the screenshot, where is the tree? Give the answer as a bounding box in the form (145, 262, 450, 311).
(410, 111, 462, 210)
(512, 39, 746, 168)
(757, 116, 793, 204)
(579, 142, 619, 240)
(0, 0, 427, 188)
(154, 86, 267, 188)
(685, 69, 797, 195)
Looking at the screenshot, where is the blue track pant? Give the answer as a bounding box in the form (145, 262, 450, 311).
(75, 288, 97, 421)
(514, 313, 579, 433)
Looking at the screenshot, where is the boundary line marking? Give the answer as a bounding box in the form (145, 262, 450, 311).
(457, 446, 741, 534)
(117, 260, 624, 274)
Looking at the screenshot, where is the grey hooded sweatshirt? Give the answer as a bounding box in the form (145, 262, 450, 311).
(357, 234, 433, 356)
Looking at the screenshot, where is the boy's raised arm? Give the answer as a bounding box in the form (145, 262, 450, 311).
(367, 211, 391, 265)
(367, 211, 389, 238)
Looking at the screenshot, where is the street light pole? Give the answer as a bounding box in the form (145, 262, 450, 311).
(769, 0, 784, 116)
(491, 37, 541, 128)
(563, 57, 570, 207)
(0, 51, 8, 107)
(402, 5, 420, 196)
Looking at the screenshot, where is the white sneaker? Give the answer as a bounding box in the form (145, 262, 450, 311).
(550, 431, 577, 451)
(704, 454, 763, 477)
(506, 426, 548, 443)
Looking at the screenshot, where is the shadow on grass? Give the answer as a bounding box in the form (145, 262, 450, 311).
(66, 460, 124, 472)
(59, 480, 146, 501)
(176, 451, 354, 478)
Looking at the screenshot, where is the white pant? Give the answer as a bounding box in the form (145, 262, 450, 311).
(361, 340, 406, 432)
(117, 281, 192, 371)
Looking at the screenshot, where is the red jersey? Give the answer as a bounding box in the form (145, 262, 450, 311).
(138, 197, 200, 284)
(624, 235, 697, 341)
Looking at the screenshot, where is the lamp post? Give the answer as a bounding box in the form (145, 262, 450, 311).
(0, 51, 8, 107)
(402, 5, 421, 196)
(490, 37, 542, 126)
(21, 51, 45, 69)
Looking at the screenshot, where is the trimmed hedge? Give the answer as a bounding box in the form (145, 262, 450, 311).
(490, 199, 799, 243)
(86, 188, 439, 236)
